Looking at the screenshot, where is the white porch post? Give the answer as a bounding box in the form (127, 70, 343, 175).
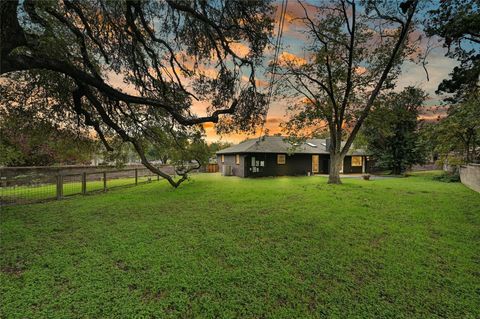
(362, 157, 366, 173)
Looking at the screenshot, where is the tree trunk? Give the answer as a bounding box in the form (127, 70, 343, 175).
(466, 140, 471, 163)
(392, 166, 402, 175)
(328, 153, 343, 184)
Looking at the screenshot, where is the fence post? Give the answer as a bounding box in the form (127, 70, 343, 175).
(82, 172, 87, 194)
(135, 168, 138, 185)
(56, 175, 63, 200)
(103, 171, 107, 192)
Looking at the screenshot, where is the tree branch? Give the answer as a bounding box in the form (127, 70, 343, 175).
(342, 0, 418, 157)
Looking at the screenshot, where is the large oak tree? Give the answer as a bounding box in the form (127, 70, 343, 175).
(0, 0, 273, 187)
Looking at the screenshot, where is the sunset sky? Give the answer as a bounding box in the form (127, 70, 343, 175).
(99, 1, 460, 144)
(199, 1, 458, 144)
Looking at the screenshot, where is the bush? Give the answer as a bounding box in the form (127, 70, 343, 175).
(433, 172, 461, 183)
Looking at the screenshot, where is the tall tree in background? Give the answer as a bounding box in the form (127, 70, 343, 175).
(207, 141, 233, 157)
(276, 0, 419, 183)
(426, 0, 480, 103)
(0, 0, 273, 187)
(429, 93, 480, 163)
(361, 87, 427, 175)
(0, 74, 97, 166)
(0, 108, 96, 167)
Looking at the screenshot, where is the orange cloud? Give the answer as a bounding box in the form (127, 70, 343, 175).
(278, 51, 307, 66)
(241, 75, 269, 88)
(230, 42, 251, 58)
(202, 122, 215, 129)
(279, 2, 317, 28)
(202, 116, 287, 143)
(354, 66, 368, 75)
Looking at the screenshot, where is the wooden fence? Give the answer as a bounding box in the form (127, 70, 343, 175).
(1, 167, 171, 206)
(206, 163, 219, 173)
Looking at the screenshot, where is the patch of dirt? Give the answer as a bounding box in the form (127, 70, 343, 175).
(142, 289, 167, 302)
(1, 265, 24, 277)
(370, 232, 388, 249)
(115, 260, 129, 271)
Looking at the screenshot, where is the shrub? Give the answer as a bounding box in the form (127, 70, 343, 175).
(433, 172, 460, 183)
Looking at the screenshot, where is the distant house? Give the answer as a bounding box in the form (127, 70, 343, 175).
(216, 136, 372, 177)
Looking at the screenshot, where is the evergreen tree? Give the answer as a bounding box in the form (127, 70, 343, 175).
(362, 87, 427, 174)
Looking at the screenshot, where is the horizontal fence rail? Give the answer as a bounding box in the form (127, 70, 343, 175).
(0, 166, 190, 206)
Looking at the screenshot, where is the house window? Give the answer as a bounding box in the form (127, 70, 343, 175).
(235, 154, 240, 165)
(221, 155, 224, 163)
(277, 154, 286, 165)
(351, 156, 362, 167)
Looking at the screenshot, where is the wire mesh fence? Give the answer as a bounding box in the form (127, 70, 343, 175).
(63, 174, 83, 197)
(0, 174, 57, 205)
(86, 172, 106, 193)
(106, 169, 137, 190)
(137, 168, 159, 184)
(0, 168, 168, 206)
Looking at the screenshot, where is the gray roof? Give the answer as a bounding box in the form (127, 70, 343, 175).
(216, 136, 368, 156)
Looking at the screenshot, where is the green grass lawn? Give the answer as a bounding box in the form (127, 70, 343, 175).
(1, 172, 479, 318)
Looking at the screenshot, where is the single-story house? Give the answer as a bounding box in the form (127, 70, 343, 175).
(216, 136, 373, 177)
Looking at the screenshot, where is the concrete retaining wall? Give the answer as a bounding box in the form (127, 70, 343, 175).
(459, 164, 480, 193)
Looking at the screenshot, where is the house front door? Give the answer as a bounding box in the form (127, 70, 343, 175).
(312, 155, 319, 174)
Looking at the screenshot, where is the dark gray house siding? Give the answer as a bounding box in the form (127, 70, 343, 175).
(243, 153, 315, 177)
(343, 156, 363, 174)
(217, 153, 371, 177)
(216, 136, 372, 178)
(217, 154, 247, 177)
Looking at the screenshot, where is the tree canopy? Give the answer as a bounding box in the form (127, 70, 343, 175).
(426, 0, 480, 102)
(276, 0, 420, 183)
(0, 0, 274, 187)
(425, 92, 480, 163)
(361, 87, 427, 174)
(0, 105, 97, 167)
(0, 74, 98, 166)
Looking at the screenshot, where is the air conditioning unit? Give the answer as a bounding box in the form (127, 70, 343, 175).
(222, 165, 232, 176)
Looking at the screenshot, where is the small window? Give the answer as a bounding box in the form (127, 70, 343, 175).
(277, 154, 286, 165)
(351, 156, 362, 167)
(235, 154, 240, 165)
(221, 155, 224, 163)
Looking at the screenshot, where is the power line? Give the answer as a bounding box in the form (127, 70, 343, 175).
(258, 0, 288, 140)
